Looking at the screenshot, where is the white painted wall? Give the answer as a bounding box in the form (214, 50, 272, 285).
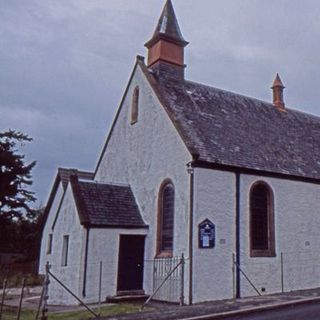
(39, 183, 64, 274)
(193, 168, 235, 303)
(84, 228, 148, 304)
(192, 169, 320, 302)
(46, 184, 86, 305)
(239, 175, 320, 297)
(95, 64, 192, 297)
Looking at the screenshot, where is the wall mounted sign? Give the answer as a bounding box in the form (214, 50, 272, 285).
(198, 219, 215, 249)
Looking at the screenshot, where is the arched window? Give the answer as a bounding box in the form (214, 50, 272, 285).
(250, 182, 275, 257)
(131, 86, 139, 124)
(157, 180, 175, 256)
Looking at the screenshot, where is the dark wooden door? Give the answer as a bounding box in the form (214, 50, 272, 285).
(117, 235, 145, 292)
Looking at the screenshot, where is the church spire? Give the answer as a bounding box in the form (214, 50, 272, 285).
(145, 0, 188, 78)
(145, 0, 188, 49)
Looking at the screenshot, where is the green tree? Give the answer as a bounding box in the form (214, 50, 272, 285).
(0, 130, 36, 221)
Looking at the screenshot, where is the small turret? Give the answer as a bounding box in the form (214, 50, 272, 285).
(271, 73, 285, 111)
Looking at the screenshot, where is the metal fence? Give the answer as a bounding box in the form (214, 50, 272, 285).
(234, 249, 320, 297)
(152, 255, 185, 304)
(0, 275, 41, 320)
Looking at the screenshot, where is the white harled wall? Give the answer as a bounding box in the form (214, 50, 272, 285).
(193, 168, 235, 302)
(39, 183, 64, 274)
(192, 169, 320, 302)
(95, 65, 192, 297)
(239, 175, 320, 297)
(45, 185, 86, 305)
(84, 228, 148, 304)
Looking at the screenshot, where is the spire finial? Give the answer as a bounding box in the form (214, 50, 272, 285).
(271, 73, 285, 110)
(272, 73, 285, 89)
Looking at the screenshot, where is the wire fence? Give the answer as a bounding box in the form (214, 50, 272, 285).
(235, 249, 320, 296)
(47, 255, 186, 306)
(0, 276, 41, 320)
(1, 249, 320, 318)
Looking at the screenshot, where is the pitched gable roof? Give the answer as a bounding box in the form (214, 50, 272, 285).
(70, 176, 147, 229)
(58, 168, 94, 190)
(42, 168, 94, 232)
(138, 59, 320, 181)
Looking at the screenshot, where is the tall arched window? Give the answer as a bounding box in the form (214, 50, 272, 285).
(157, 180, 175, 256)
(250, 182, 275, 257)
(131, 86, 139, 124)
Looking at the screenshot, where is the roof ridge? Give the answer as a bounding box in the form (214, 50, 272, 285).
(182, 80, 320, 121)
(185, 80, 288, 111)
(78, 180, 131, 188)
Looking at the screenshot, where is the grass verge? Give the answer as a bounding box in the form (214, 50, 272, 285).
(1, 303, 148, 320)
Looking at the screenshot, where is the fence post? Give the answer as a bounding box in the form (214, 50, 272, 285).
(180, 254, 185, 306)
(232, 253, 236, 299)
(16, 278, 26, 320)
(41, 262, 50, 320)
(0, 278, 7, 320)
(281, 252, 284, 293)
(98, 261, 102, 317)
(35, 280, 45, 320)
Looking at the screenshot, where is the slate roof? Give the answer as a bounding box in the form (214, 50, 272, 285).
(42, 168, 94, 231)
(70, 176, 147, 228)
(139, 60, 320, 181)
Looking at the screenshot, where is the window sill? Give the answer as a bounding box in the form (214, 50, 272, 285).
(155, 251, 173, 259)
(250, 249, 276, 258)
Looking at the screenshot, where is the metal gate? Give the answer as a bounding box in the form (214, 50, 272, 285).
(152, 256, 184, 303)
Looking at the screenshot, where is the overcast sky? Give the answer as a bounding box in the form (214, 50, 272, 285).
(1, 0, 320, 207)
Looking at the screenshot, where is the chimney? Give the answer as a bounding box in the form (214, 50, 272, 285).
(144, 0, 188, 80)
(271, 73, 285, 111)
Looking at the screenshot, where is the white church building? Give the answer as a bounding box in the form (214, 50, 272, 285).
(39, 0, 320, 305)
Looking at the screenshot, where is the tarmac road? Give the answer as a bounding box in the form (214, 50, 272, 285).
(218, 302, 320, 320)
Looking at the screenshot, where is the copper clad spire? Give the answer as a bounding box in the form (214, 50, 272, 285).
(271, 73, 285, 110)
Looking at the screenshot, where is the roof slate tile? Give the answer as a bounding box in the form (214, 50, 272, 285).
(71, 179, 147, 228)
(147, 67, 320, 180)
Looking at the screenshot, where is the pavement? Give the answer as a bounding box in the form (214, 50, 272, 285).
(101, 287, 320, 320)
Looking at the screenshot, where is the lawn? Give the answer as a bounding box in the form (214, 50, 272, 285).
(1, 303, 147, 320)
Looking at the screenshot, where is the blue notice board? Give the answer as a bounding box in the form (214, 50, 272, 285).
(198, 219, 215, 249)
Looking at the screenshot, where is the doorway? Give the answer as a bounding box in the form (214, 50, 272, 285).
(117, 235, 145, 293)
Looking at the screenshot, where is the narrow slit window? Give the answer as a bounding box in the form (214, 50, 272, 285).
(47, 234, 53, 254)
(131, 86, 139, 125)
(157, 180, 174, 256)
(61, 235, 69, 266)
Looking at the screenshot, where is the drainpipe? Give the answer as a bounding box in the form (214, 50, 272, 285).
(235, 172, 241, 298)
(82, 227, 90, 297)
(187, 162, 194, 305)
